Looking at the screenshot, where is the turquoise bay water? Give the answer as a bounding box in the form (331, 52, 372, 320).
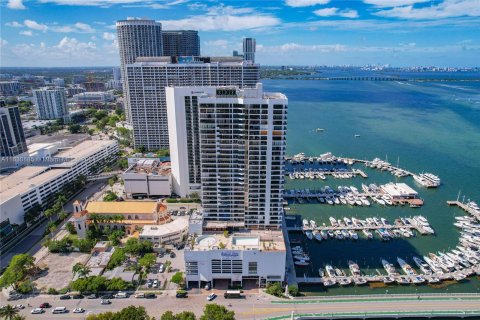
(263, 79, 480, 295)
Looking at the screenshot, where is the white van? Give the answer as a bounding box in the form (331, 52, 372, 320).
(114, 291, 128, 299)
(52, 307, 67, 314)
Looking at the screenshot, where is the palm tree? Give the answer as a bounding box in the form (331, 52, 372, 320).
(72, 263, 90, 279)
(0, 304, 19, 320)
(12, 315, 26, 320)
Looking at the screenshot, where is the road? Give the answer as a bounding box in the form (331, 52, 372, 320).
(0, 180, 106, 269)
(9, 293, 480, 319)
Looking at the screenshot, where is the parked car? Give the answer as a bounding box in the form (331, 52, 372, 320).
(207, 293, 217, 301)
(153, 279, 159, 288)
(176, 290, 187, 298)
(39, 303, 51, 308)
(100, 294, 113, 299)
(146, 279, 153, 288)
(59, 295, 71, 300)
(145, 293, 156, 299)
(31, 308, 44, 314)
(205, 283, 211, 290)
(72, 294, 84, 299)
(14, 304, 25, 310)
(170, 252, 176, 258)
(52, 307, 67, 314)
(73, 308, 85, 313)
(87, 294, 98, 299)
(114, 292, 128, 299)
(101, 299, 111, 305)
(135, 293, 145, 299)
(158, 264, 165, 273)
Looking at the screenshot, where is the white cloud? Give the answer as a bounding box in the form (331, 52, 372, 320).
(37, 0, 186, 7)
(285, 0, 330, 7)
(24, 20, 48, 32)
(375, 0, 480, 19)
(103, 32, 116, 40)
(7, 0, 26, 10)
(5, 21, 23, 27)
(161, 14, 281, 31)
(313, 8, 359, 18)
(204, 39, 230, 49)
(74, 22, 95, 33)
(258, 42, 346, 53)
(0, 38, 8, 47)
(20, 30, 33, 36)
(56, 36, 96, 53)
(363, 0, 431, 7)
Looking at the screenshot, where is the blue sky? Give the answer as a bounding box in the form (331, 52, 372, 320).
(1, 0, 479, 67)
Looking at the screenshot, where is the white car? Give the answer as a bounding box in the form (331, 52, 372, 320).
(73, 308, 85, 313)
(14, 304, 25, 309)
(207, 293, 217, 301)
(31, 308, 44, 314)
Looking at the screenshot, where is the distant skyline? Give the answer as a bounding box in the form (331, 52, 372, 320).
(1, 0, 479, 67)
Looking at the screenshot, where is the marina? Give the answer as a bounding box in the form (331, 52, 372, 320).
(267, 78, 480, 295)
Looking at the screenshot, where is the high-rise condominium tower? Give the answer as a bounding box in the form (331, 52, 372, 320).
(0, 105, 27, 157)
(125, 56, 260, 150)
(243, 37, 256, 63)
(162, 30, 200, 56)
(116, 18, 163, 122)
(166, 84, 287, 229)
(32, 87, 68, 120)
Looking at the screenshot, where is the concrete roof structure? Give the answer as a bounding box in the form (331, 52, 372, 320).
(191, 229, 285, 252)
(140, 217, 188, 237)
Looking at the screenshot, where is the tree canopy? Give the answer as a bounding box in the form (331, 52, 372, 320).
(200, 304, 235, 320)
(0, 254, 35, 290)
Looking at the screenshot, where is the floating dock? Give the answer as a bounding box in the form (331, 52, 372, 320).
(447, 200, 480, 220)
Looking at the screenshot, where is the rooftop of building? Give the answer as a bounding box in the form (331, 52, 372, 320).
(85, 201, 163, 215)
(140, 217, 188, 237)
(381, 182, 418, 197)
(132, 56, 252, 65)
(0, 167, 69, 201)
(124, 158, 171, 176)
(25, 133, 89, 147)
(189, 229, 285, 252)
(0, 140, 116, 202)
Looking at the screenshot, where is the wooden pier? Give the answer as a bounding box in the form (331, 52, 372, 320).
(447, 200, 480, 220)
(296, 265, 480, 285)
(287, 222, 432, 235)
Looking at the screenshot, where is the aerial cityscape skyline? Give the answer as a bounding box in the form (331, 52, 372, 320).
(1, 0, 480, 67)
(1, 1, 480, 320)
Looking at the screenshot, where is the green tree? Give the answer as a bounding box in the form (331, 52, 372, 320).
(72, 263, 91, 278)
(44, 208, 55, 222)
(138, 253, 156, 271)
(161, 311, 196, 320)
(103, 190, 118, 202)
(266, 282, 284, 297)
(107, 248, 126, 269)
(170, 272, 184, 286)
(200, 304, 235, 320)
(65, 222, 76, 234)
(288, 284, 299, 297)
(124, 238, 153, 256)
(68, 123, 82, 133)
(0, 254, 35, 290)
(12, 315, 26, 320)
(16, 280, 35, 294)
(108, 230, 124, 246)
(58, 211, 68, 221)
(0, 304, 19, 320)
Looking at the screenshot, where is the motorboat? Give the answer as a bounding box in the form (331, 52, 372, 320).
(320, 230, 328, 240)
(412, 276, 426, 284)
(348, 230, 359, 240)
(383, 276, 395, 284)
(382, 259, 397, 276)
(305, 230, 314, 240)
(397, 257, 417, 276)
(362, 229, 373, 239)
(413, 256, 432, 275)
(295, 260, 309, 267)
(325, 265, 335, 277)
(294, 254, 310, 261)
(323, 278, 336, 287)
(428, 276, 441, 284)
(338, 277, 352, 286)
(329, 217, 338, 227)
(396, 276, 410, 285)
(353, 277, 368, 286)
(348, 260, 361, 276)
(313, 230, 322, 242)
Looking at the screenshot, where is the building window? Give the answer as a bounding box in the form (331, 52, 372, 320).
(77, 224, 81, 230)
(248, 262, 257, 275)
(186, 261, 198, 275)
